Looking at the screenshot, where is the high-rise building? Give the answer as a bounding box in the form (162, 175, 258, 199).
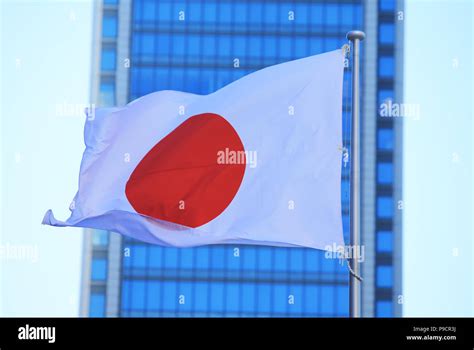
(80, 0, 403, 317)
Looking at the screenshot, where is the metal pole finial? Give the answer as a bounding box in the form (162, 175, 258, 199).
(346, 30, 366, 42)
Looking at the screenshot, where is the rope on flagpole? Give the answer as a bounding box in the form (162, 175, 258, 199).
(346, 258, 363, 282)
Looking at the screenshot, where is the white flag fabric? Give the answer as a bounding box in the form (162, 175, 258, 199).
(43, 49, 345, 250)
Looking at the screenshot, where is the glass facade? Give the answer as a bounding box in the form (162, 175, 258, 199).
(85, 0, 402, 318)
(375, 0, 399, 317)
(118, 0, 363, 318)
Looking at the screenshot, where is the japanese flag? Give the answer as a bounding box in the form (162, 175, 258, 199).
(43, 49, 345, 250)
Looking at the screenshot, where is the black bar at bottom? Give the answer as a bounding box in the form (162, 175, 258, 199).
(0, 317, 473, 349)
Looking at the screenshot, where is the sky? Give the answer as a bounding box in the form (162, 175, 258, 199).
(0, 0, 93, 316)
(0, 0, 473, 316)
(403, 0, 473, 316)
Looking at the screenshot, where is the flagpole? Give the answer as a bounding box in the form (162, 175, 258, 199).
(347, 30, 365, 318)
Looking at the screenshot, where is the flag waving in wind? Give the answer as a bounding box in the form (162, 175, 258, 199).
(43, 49, 345, 250)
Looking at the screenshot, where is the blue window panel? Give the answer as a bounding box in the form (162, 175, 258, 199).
(89, 293, 105, 317)
(288, 285, 303, 314)
(122, 248, 131, 269)
(378, 89, 393, 105)
(279, 37, 292, 59)
(178, 282, 193, 311)
(377, 266, 393, 288)
(249, 36, 261, 58)
(378, 129, 394, 151)
(295, 4, 308, 25)
(203, 2, 216, 22)
(325, 5, 339, 26)
(156, 34, 170, 56)
(91, 258, 107, 281)
(130, 67, 140, 93)
(163, 281, 177, 310)
(202, 35, 216, 57)
(169, 68, 184, 91)
(104, 0, 117, 4)
(289, 249, 303, 271)
(187, 35, 201, 57)
(194, 282, 209, 312)
(354, 5, 363, 26)
(341, 180, 350, 200)
(149, 246, 163, 268)
(146, 281, 161, 310)
(309, 38, 322, 55)
(92, 230, 108, 246)
(343, 215, 350, 236)
(336, 285, 349, 316)
(179, 249, 194, 269)
(131, 33, 140, 56)
(233, 35, 246, 57)
(218, 35, 231, 57)
(303, 286, 319, 314)
(195, 247, 209, 269)
(188, 2, 201, 22)
(377, 196, 393, 218)
(264, 3, 277, 24)
(121, 280, 130, 309)
(274, 249, 288, 271)
(305, 249, 319, 272)
(172, 34, 186, 56)
(294, 37, 307, 57)
(377, 231, 393, 252)
(164, 248, 178, 269)
(234, 3, 247, 24)
(210, 246, 225, 269)
(321, 286, 334, 314)
(102, 14, 117, 38)
(310, 4, 323, 25)
(242, 247, 256, 270)
(327, 38, 340, 51)
(101, 48, 116, 71)
(380, 0, 395, 11)
(379, 56, 395, 78)
(376, 301, 393, 317)
(132, 0, 141, 22)
(226, 247, 240, 270)
(257, 284, 271, 313)
(141, 33, 155, 58)
(132, 245, 147, 268)
(210, 283, 224, 312)
(158, 2, 172, 21)
(273, 284, 287, 314)
(257, 248, 272, 270)
(99, 82, 115, 106)
(263, 36, 277, 58)
(279, 4, 292, 23)
(130, 280, 146, 310)
(136, 67, 154, 96)
(241, 283, 256, 313)
(220, 3, 232, 23)
(341, 4, 354, 25)
(379, 24, 395, 45)
(378, 162, 394, 184)
(142, 0, 156, 21)
(249, 2, 262, 24)
(225, 282, 240, 312)
(321, 255, 336, 273)
(184, 68, 201, 94)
